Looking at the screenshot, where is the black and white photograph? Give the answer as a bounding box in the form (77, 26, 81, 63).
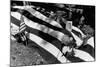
(10, 0, 95, 66)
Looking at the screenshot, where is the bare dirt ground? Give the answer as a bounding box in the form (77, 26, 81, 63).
(10, 40, 48, 66)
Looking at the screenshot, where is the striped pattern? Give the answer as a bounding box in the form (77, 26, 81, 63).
(11, 2, 95, 64)
(11, 11, 70, 63)
(19, 15, 26, 33)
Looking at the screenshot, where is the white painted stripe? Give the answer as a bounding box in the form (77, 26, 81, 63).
(11, 11, 85, 48)
(11, 7, 95, 62)
(11, 11, 65, 41)
(11, 12, 21, 20)
(29, 33, 69, 63)
(20, 22, 25, 25)
(11, 22, 19, 29)
(19, 27, 26, 32)
(71, 32, 83, 47)
(12, 6, 25, 9)
(23, 16, 64, 41)
(11, 11, 62, 29)
(11, 22, 94, 62)
(12, 6, 62, 28)
(74, 48, 94, 61)
(21, 34, 26, 41)
(10, 35, 16, 41)
(21, 36, 25, 41)
(23, 35, 26, 40)
(25, 7, 62, 28)
(25, 7, 88, 46)
(12, 6, 34, 9)
(20, 24, 26, 29)
(11, 23, 19, 35)
(11, 11, 89, 48)
(86, 37, 94, 48)
(62, 46, 72, 54)
(11, 22, 70, 63)
(72, 26, 86, 38)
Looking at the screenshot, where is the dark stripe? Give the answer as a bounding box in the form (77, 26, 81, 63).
(20, 22, 25, 25)
(11, 24, 61, 63)
(20, 22, 25, 26)
(11, 10, 76, 50)
(20, 26, 26, 31)
(78, 44, 95, 58)
(11, 8, 75, 41)
(11, 15, 25, 33)
(11, 20, 61, 63)
(11, 17, 85, 63)
(33, 7, 66, 29)
(19, 28, 26, 33)
(60, 21, 66, 29)
(20, 25, 25, 28)
(26, 25, 65, 51)
(27, 40, 61, 64)
(20, 33, 26, 41)
(11, 16, 20, 26)
(22, 10, 74, 38)
(20, 24, 26, 30)
(11, 16, 65, 55)
(10, 22, 61, 64)
(11, 0, 24, 6)
(11, 8, 20, 12)
(66, 55, 85, 62)
(11, 11, 76, 50)
(72, 29, 82, 37)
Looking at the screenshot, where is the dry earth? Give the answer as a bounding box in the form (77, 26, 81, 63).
(10, 40, 48, 66)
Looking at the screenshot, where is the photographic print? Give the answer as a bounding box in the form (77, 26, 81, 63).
(10, 0, 95, 66)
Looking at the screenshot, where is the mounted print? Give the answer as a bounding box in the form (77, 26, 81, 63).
(10, 0, 95, 66)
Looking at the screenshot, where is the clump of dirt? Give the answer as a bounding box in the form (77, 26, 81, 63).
(10, 40, 48, 66)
